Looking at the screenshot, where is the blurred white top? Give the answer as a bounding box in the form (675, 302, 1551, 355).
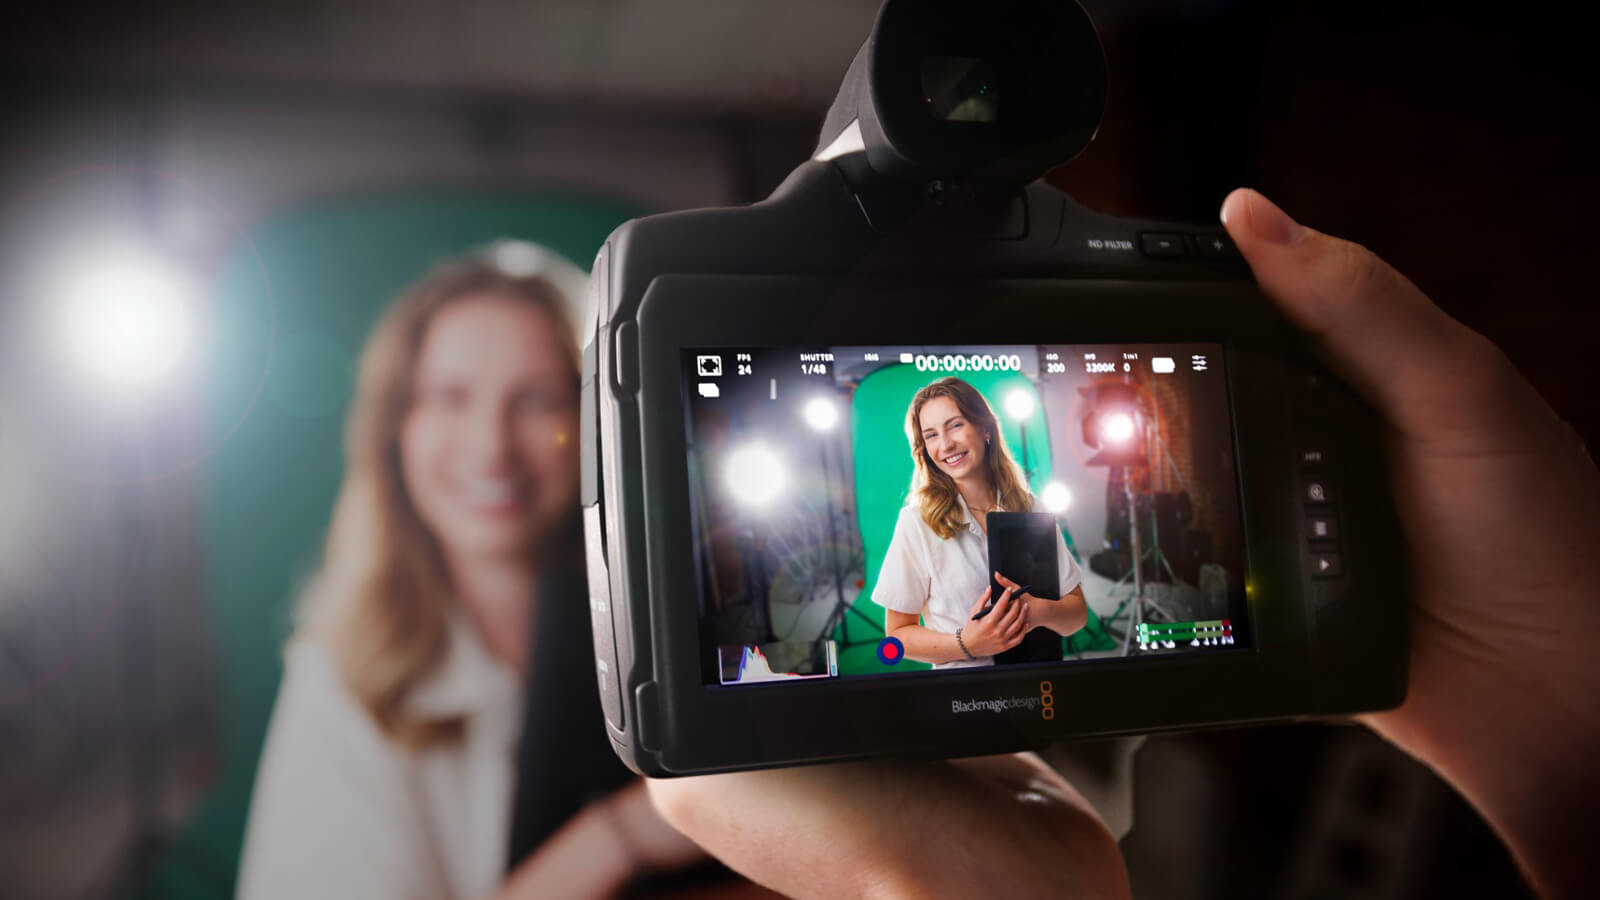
(237, 615, 523, 900)
(874, 494, 1083, 670)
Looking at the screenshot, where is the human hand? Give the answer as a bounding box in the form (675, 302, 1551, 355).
(603, 778, 707, 871)
(997, 572, 1091, 638)
(649, 753, 1130, 899)
(641, 190, 1596, 900)
(499, 780, 703, 900)
(1221, 188, 1600, 897)
(995, 572, 1051, 624)
(963, 582, 1029, 657)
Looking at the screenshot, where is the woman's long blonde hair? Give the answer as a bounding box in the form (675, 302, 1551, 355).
(299, 253, 580, 750)
(906, 377, 1033, 540)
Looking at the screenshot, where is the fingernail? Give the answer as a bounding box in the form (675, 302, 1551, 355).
(1244, 190, 1301, 244)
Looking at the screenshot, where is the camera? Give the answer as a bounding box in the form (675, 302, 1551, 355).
(580, 0, 1406, 776)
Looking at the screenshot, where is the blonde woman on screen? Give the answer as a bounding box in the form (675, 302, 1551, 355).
(874, 376, 1089, 667)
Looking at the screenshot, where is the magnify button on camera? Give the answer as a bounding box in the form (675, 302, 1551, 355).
(1302, 479, 1332, 505)
(1139, 232, 1189, 257)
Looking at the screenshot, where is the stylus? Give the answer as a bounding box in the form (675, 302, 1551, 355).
(971, 584, 1030, 621)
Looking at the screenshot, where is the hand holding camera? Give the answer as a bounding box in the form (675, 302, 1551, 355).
(648, 191, 1600, 899)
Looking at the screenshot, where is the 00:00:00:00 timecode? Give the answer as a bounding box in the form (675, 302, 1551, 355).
(912, 354, 1024, 373)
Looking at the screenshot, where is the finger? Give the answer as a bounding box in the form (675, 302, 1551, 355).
(998, 581, 1017, 606)
(651, 761, 1131, 899)
(1220, 188, 1524, 446)
(1006, 618, 1026, 643)
(1000, 594, 1026, 631)
(995, 571, 1020, 590)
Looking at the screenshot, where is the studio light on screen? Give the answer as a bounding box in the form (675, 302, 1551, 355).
(1003, 388, 1035, 421)
(1041, 480, 1073, 513)
(803, 397, 840, 432)
(726, 444, 786, 507)
(1100, 411, 1136, 445)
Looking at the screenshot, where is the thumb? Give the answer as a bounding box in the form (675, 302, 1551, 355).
(1220, 188, 1509, 444)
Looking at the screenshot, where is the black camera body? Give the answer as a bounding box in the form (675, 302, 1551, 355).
(580, 0, 1406, 776)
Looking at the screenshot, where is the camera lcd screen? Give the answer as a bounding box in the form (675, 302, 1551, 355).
(681, 343, 1249, 687)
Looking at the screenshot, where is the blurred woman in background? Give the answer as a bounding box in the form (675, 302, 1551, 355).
(238, 247, 707, 899)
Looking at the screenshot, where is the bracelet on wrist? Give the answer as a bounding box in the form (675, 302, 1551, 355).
(955, 627, 977, 661)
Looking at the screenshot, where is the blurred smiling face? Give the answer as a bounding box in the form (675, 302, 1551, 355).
(919, 394, 987, 482)
(400, 294, 579, 561)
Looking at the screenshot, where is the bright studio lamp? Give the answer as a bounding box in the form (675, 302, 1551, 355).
(54, 252, 193, 393)
(726, 443, 787, 507)
(1079, 383, 1147, 469)
(803, 396, 840, 432)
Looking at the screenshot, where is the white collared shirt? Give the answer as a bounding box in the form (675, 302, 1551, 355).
(873, 493, 1083, 669)
(238, 614, 523, 900)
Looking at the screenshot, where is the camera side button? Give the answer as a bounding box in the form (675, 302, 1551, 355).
(1301, 476, 1332, 506)
(1194, 231, 1237, 257)
(583, 505, 626, 731)
(1307, 513, 1339, 541)
(1139, 232, 1189, 257)
(1310, 546, 1344, 579)
(613, 321, 640, 393)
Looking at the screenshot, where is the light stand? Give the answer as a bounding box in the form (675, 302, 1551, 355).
(1119, 470, 1144, 656)
(805, 397, 879, 648)
(1005, 387, 1037, 480)
(1080, 381, 1185, 654)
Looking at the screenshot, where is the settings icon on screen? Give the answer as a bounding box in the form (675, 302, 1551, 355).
(696, 355, 723, 377)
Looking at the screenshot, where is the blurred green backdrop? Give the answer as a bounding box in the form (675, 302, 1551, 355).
(144, 189, 641, 899)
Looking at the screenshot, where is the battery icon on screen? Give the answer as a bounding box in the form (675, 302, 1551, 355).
(1152, 357, 1175, 374)
(899, 352, 914, 363)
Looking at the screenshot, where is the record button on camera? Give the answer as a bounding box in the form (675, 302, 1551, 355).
(1139, 232, 1189, 257)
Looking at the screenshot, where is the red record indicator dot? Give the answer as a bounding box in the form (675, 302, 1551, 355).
(877, 637, 905, 665)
